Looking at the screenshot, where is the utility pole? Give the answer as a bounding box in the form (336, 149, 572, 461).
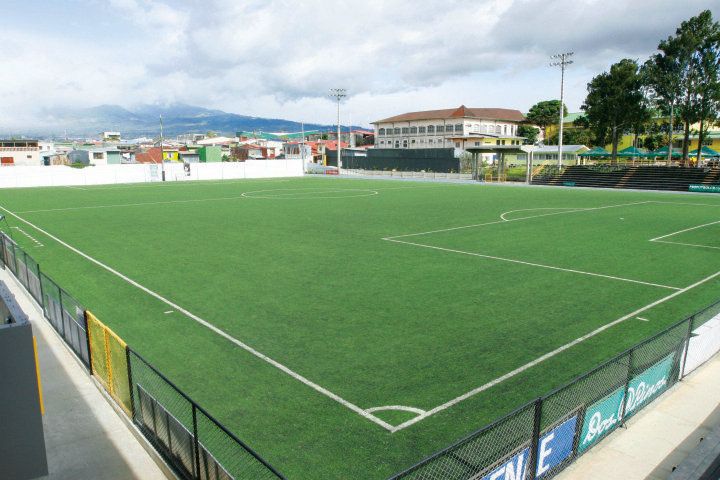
(330, 88, 347, 173)
(159, 115, 166, 181)
(550, 52, 573, 170)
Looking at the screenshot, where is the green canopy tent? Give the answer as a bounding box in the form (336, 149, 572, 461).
(616, 146, 651, 158)
(578, 146, 611, 158)
(649, 146, 683, 158)
(689, 146, 720, 157)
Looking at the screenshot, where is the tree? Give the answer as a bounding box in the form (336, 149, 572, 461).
(525, 100, 567, 143)
(665, 11, 720, 164)
(582, 59, 649, 162)
(517, 125, 539, 145)
(206, 131, 218, 138)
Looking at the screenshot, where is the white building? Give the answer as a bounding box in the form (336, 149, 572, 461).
(372, 106, 526, 152)
(0, 140, 42, 166)
(101, 131, 121, 142)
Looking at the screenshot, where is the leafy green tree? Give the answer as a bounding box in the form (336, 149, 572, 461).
(525, 100, 567, 143)
(582, 59, 649, 162)
(517, 125, 540, 144)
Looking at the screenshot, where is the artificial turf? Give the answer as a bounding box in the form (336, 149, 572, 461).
(2, 176, 720, 479)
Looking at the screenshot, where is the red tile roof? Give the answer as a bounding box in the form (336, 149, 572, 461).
(373, 106, 525, 124)
(135, 147, 163, 164)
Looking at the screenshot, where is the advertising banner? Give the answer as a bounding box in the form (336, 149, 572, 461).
(624, 353, 675, 419)
(577, 386, 625, 454)
(472, 415, 578, 480)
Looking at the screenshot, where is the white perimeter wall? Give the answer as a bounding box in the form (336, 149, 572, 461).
(0, 159, 303, 189)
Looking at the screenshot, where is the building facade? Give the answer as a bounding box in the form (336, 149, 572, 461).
(372, 106, 526, 152)
(0, 140, 41, 166)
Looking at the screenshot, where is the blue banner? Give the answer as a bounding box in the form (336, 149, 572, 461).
(473, 415, 577, 480)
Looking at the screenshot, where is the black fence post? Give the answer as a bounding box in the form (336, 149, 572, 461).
(84, 310, 93, 375)
(527, 397, 543, 480)
(619, 349, 634, 427)
(680, 315, 695, 381)
(0, 233, 6, 268)
(125, 346, 135, 418)
(58, 285, 66, 337)
(192, 403, 201, 480)
(14, 244, 21, 278)
(37, 264, 46, 316)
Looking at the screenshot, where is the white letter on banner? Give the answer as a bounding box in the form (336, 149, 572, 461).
(536, 432, 555, 476)
(505, 451, 526, 480)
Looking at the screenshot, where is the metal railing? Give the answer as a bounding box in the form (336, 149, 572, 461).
(0, 232, 285, 480)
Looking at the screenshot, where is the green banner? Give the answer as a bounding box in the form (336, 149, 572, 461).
(689, 184, 720, 193)
(578, 386, 625, 453)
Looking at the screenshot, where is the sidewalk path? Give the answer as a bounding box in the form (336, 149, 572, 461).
(1, 268, 170, 480)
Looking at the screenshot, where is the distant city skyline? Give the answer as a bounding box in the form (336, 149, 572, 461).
(1, 0, 719, 130)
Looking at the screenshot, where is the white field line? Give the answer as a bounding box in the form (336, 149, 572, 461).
(11, 226, 45, 247)
(15, 186, 396, 214)
(366, 405, 427, 415)
(389, 268, 720, 432)
(650, 201, 720, 208)
(59, 178, 292, 191)
(384, 201, 653, 240)
(384, 238, 681, 290)
(0, 205, 396, 432)
(649, 219, 720, 241)
(637, 317, 650, 322)
(653, 240, 720, 250)
(499, 207, 585, 222)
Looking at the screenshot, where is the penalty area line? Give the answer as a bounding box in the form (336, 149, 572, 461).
(0, 204, 396, 433)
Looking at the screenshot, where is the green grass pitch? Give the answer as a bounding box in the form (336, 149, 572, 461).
(2, 177, 720, 479)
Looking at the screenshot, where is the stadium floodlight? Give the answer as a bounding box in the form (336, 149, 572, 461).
(550, 52, 574, 170)
(330, 88, 347, 173)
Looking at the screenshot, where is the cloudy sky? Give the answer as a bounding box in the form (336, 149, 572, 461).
(2, 0, 719, 128)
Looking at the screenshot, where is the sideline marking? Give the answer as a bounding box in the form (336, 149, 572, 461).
(241, 188, 379, 200)
(0, 205, 396, 432)
(389, 268, 720, 432)
(385, 238, 681, 291)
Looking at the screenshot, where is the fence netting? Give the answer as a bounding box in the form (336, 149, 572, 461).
(86, 311, 132, 415)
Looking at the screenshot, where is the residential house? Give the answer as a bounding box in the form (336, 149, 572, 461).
(0, 139, 42, 166)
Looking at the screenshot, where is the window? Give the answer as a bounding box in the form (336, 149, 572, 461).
(403, 140, 408, 148)
(379, 140, 385, 145)
(411, 139, 416, 144)
(503, 125, 508, 135)
(419, 126, 426, 134)
(436, 125, 445, 133)
(93, 152, 103, 159)
(455, 124, 463, 132)
(427, 125, 435, 134)
(496, 140, 501, 145)
(379, 128, 385, 136)
(401, 127, 409, 134)
(428, 139, 434, 144)
(455, 142, 460, 148)
(502, 140, 506, 145)
(410, 126, 418, 134)
(495, 125, 501, 134)
(395, 141, 400, 148)
(474, 141, 480, 146)
(394, 128, 401, 135)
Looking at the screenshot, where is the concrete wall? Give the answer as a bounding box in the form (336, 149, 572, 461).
(0, 159, 303, 188)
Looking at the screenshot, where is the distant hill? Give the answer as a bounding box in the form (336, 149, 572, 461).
(7, 103, 341, 139)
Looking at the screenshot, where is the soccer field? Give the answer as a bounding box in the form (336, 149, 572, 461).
(2, 176, 720, 479)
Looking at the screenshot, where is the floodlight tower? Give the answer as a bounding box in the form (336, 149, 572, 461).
(330, 88, 347, 173)
(550, 52, 574, 170)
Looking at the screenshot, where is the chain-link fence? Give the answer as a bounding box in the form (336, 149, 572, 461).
(0, 231, 285, 480)
(391, 303, 720, 480)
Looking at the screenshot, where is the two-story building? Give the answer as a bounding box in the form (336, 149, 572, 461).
(372, 106, 526, 152)
(0, 140, 42, 166)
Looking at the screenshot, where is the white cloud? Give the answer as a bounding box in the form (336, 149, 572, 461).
(1, 0, 719, 130)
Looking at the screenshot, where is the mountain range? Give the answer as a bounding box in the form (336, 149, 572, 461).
(7, 103, 342, 139)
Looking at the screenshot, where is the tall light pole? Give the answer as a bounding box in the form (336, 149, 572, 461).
(330, 88, 347, 173)
(550, 52, 573, 170)
(159, 115, 166, 181)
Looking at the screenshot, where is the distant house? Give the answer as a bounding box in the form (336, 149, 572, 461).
(135, 147, 163, 164)
(0, 139, 42, 166)
(68, 147, 122, 165)
(232, 144, 268, 160)
(198, 146, 222, 163)
(179, 151, 200, 163)
(101, 131, 121, 142)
